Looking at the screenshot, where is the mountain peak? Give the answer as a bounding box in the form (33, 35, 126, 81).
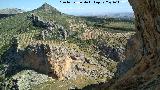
(39, 3, 55, 10)
(35, 3, 61, 14)
(42, 3, 52, 7)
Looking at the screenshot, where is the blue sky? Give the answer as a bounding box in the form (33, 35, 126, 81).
(0, 0, 133, 16)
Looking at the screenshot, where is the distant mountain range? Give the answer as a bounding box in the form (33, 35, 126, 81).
(97, 12, 134, 19)
(0, 8, 25, 19)
(0, 7, 133, 19)
(0, 8, 24, 14)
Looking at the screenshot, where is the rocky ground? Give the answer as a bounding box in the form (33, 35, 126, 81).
(12, 70, 54, 90)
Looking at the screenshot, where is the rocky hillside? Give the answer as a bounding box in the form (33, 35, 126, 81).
(0, 3, 135, 90)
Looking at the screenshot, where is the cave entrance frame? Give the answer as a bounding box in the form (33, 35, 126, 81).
(127, 0, 160, 64)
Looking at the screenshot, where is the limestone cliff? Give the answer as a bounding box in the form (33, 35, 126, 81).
(20, 44, 74, 80)
(2, 40, 114, 81)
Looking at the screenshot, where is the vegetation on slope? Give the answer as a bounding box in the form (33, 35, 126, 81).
(0, 3, 135, 90)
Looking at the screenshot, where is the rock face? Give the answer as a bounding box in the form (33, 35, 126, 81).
(19, 44, 73, 80)
(31, 14, 56, 30)
(31, 14, 68, 40)
(2, 39, 113, 81)
(20, 44, 114, 80)
(110, 0, 160, 89)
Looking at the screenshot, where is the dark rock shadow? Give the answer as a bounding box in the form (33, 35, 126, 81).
(0, 14, 16, 19)
(0, 37, 50, 77)
(98, 43, 120, 62)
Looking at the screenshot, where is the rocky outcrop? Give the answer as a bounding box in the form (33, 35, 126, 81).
(20, 44, 74, 80)
(2, 38, 114, 81)
(97, 41, 125, 62)
(31, 14, 56, 30)
(31, 14, 68, 40)
(20, 44, 114, 80)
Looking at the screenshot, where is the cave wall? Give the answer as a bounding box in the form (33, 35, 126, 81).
(118, 0, 160, 77)
(129, 0, 160, 61)
(110, 0, 160, 89)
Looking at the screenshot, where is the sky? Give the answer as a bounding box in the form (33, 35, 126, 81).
(0, 0, 133, 16)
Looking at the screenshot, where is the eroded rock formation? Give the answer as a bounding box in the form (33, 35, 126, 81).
(20, 44, 114, 80)
(30, 14, 68, 40)
(19, 44, 75, 80)
(2, 38, 114, 81)
(31, 14, 56, 30)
